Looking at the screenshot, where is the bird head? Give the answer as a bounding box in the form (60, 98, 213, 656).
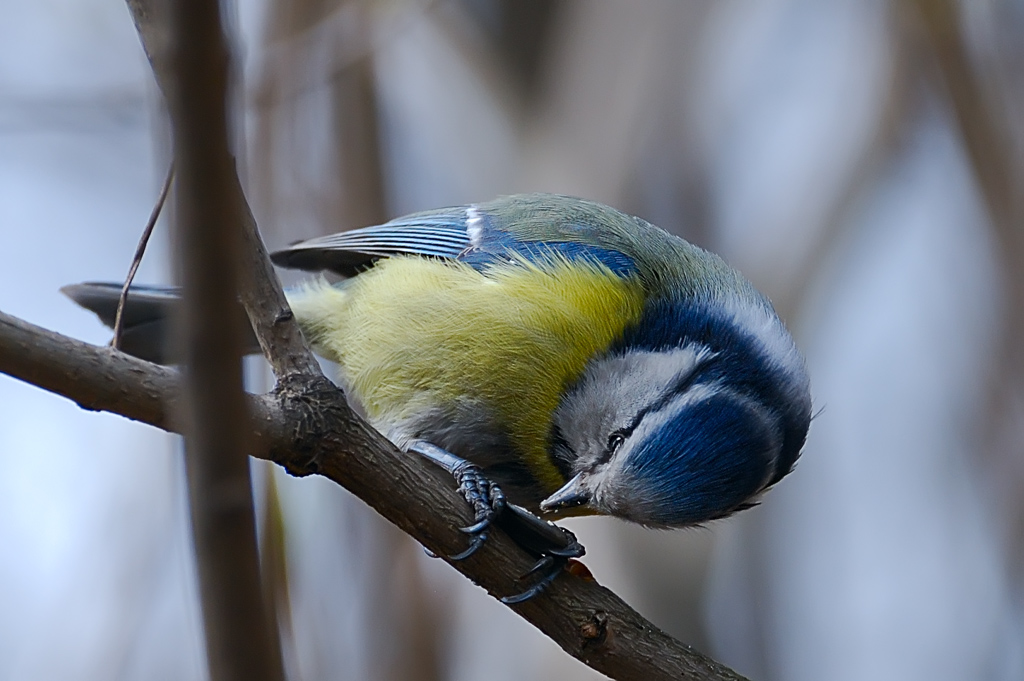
(541, 296, 811, 527)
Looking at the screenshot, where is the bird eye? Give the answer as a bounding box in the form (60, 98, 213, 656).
(606, 430, 627, 455)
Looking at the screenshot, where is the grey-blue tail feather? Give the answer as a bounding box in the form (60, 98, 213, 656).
(61, 282, 259, 365)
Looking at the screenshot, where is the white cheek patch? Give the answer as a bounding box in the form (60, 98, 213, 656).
(553, 344, 711, 468)
(566, 353, 718, 509)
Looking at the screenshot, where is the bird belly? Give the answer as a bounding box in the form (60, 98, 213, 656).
(288, 255, 646, 503)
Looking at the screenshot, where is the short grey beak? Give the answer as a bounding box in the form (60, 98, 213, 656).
(540, 473, 591, 512)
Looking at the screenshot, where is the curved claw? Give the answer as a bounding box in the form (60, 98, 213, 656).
(500, 557, 567, 605)
(449, 532, 487, 561)
(459, 517, 493, 535)
(495, 504, 585, 559)
(519, 555, 556, 579)
(544, 544, 585, 559)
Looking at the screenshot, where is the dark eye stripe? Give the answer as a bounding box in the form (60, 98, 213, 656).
(617, 353, 715, 443)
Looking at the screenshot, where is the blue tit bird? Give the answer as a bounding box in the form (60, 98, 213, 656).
(64, 193, 811, 601)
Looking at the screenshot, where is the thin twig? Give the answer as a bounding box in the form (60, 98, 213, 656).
(112, 160, 175, 350)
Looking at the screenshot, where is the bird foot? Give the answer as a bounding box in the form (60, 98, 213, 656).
(409, 441, 585, 602)
(409, 441, 505, 560)
(450, 461, 506, 560)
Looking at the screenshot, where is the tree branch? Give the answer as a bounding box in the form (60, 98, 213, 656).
(0, 309, 177, 427)
(0, 310, 747, 681)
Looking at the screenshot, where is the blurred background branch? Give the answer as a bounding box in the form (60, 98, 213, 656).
(1, 0, 1023, 679)
(162, 0, 285, 677)
(906, 0, 1024, 591)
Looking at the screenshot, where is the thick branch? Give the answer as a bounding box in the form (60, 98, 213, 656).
(0, 310, 177, 427)
(0, 311, 746, 681)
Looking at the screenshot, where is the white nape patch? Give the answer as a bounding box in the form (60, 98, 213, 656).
(466, 205, 483, 246)
(721, 294, 809, 393)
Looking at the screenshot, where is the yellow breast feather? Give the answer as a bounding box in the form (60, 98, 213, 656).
(289, 255, 646, 492)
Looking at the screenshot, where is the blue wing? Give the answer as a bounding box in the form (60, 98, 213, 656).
(270, 195, 638, 277)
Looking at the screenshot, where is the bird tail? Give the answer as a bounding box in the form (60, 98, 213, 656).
(61, 282, 259, 364)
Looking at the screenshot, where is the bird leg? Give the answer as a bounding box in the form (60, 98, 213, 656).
(409, 440, 505, 559)
(409, 440, 585, 602)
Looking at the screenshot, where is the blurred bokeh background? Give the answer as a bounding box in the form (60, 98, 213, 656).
(2, 0, 1023, 679)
